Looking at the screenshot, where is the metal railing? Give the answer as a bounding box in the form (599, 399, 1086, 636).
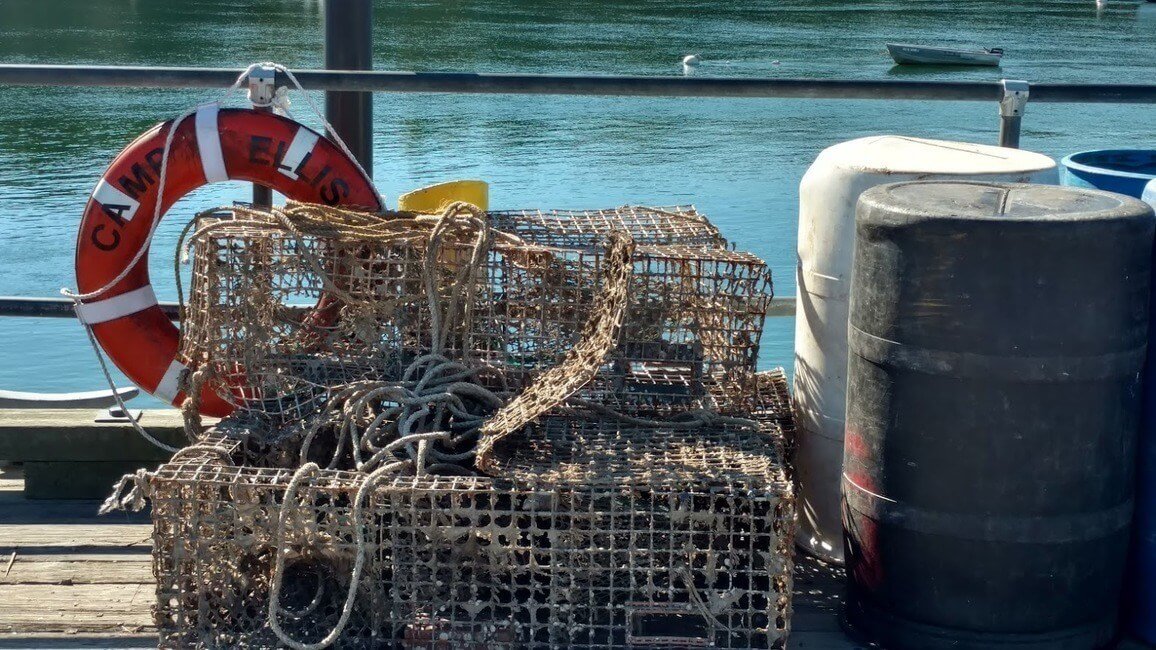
(0, 295, 798, 320)
(1, 0, 1154, 322)
(3, 64, 1155, 103)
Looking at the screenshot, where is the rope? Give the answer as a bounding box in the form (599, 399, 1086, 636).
(236, 62, 383, 209)
(61, 61, 382, 453)
(180, 368, 211, 440)
(98, 468, 153, 515)
(261, 203, 508, 648)
(474, 231, 636, 473)
(267, 459, 409, 650)
(80, 319, 181, 454)
(65, 103, 200, 453)
(98, 441, 234, 515)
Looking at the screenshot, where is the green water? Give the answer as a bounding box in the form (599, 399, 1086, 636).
(0, 0, 1153, 404)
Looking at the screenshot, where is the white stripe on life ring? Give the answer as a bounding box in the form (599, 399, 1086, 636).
(277, 126, 320, 180)
(195, 103, 229, 183)
(75, 285, 158, 325)
(91, 179, 141, 223)
(153, 359, 188, 404)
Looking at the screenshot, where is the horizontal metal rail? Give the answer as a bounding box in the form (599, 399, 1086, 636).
(0, 61, 1128, 326)
(1, 64, 1155, 103)
(0, 295, 797, 319)
(0, 296, 181, 320)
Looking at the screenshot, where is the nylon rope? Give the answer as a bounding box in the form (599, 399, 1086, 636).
(61, 61, 382, 453)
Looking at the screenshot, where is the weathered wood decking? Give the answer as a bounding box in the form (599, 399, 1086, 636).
(6, 459, 1150, 650)
(0, 466, 153, 648)
(0, 463, 862, 649)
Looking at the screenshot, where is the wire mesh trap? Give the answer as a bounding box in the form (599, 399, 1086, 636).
(127, 201, 796, 648)
(487, 205, 726, 249)
(149, 371, 795, 650)
(178, 203, 773, 428)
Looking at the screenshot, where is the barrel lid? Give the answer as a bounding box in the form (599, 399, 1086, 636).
(817, 136, 1055, 175)
(860, 181, 1155, 222)
(1062, 149, 1156, 181)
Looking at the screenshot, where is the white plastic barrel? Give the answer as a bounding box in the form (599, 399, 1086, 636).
(794, 135, 1057, 563)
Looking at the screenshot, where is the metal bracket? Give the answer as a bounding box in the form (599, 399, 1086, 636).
(999, 79, 1030, 117)
(95, 406, 142, 423)
(247, 65, 277, 107)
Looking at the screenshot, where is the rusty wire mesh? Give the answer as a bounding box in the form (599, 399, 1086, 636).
(487, 205, 726, 249)
(140, 202, 795, 649)
(178, 206, 772, 426)
(150, 370, 795, 650)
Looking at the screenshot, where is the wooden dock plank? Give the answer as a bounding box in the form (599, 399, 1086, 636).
(22, 461, 165, 500)
(0, 524, 152, 554)
(0, 555, 152, 584)
(0, 410, 206, 499)
(0, 409, 186, 462)
(0, 634, 154, 648)
(0, 583, 154, 634)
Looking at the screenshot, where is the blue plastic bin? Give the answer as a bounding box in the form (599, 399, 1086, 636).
(1061, 150, 1156, 198)
(1065, 155, 1156, 645)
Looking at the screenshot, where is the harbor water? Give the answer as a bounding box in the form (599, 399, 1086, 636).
(0, 0, 1154, 407)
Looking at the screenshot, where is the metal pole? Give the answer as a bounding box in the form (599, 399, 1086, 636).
(248, 66, 276, 206)
(324, 0, 374, 175)
(998, 80, 1030, 148)
(0, 296, 182, 319)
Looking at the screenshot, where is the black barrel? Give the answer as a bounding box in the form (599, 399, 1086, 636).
(843, 181, 1155, 650)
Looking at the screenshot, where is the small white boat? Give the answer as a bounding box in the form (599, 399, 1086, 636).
(886, 43, 1004, 66)
(0, 386, 139, 408)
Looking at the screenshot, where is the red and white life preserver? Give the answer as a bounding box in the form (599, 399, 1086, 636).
(74, 105, 382, 417)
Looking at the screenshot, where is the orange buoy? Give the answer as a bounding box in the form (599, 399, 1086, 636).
(74, 106, 382, 416)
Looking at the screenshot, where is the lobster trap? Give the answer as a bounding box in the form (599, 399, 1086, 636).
(487, 205, 726, 249)
(179, 204, 773, 424)
(149, 371, 795, 649)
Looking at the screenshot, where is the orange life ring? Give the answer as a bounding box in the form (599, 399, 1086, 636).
(74, 106, 382, 417)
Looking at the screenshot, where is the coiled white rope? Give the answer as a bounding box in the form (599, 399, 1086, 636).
(267, 459, 409, 650)
(264, 205, 504, 648)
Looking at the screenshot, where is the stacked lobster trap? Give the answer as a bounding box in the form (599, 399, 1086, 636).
(137, 200, 796, 648)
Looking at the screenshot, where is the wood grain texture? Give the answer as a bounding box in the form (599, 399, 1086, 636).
(0, 524, 152, 554)
(0, 583, 154, 633)
(0, 555, 151, 584)
(0, 409, 190, 461)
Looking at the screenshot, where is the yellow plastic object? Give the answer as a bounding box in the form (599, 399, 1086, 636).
(397, 180, 489, 213)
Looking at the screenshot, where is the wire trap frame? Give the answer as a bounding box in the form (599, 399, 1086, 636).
(178, 204, 773, 425)
(487, 205, 726, 249)
(148, 372, 796, 649)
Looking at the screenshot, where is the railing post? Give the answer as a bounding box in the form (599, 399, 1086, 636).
(324, 0, 374, 176)
(248, 65, 277, 207)
(998, 79, 1029, 149)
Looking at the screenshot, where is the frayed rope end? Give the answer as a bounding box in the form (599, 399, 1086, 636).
(98, 468, 153, 516)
